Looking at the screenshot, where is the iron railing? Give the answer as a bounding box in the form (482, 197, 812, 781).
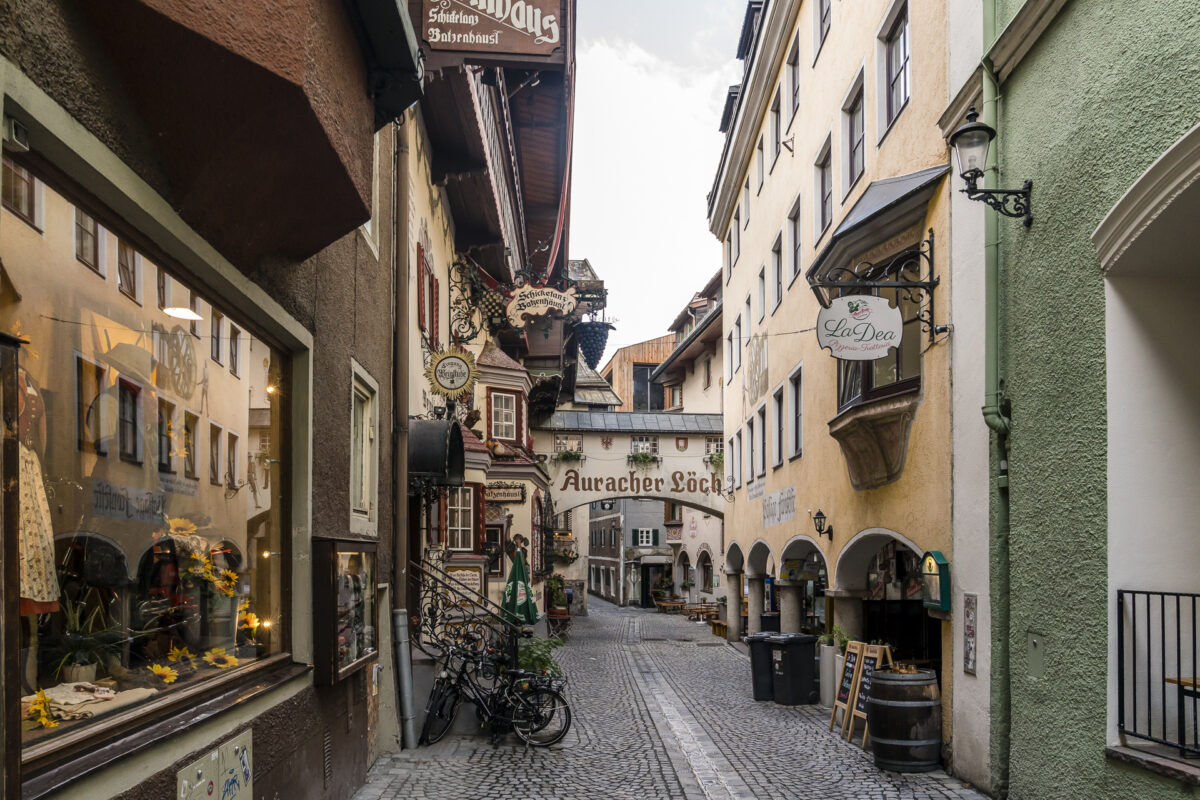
(410, 549, 521, 667)
(1117, 589, 1200, 757)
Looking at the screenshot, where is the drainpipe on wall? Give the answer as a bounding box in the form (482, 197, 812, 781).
(979, 0, 1013, 795)
(391, 113, 417, 750)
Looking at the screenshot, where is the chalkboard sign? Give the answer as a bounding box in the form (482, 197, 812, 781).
(854, 655, 878, 715)
(829, 642, 864, 734)
(846, 644, 893, 747)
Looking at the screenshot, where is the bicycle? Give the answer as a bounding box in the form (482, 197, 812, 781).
(420, 640, 571, 747)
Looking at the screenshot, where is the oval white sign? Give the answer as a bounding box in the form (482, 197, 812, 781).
(816, 295, 903, 361)
(434, 355, 472, 391)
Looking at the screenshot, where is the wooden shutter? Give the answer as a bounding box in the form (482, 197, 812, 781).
(431, 277, 440, 348)
(416, 244, 427, 332)
(473, 483, 485, 553)
(652, 529, 659, 546)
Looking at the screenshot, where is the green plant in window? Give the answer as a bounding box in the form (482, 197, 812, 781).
(49, 596, 126, 678)
(552, 449, 584, 463)
(708, 450, 724, 472)
(627, 451, 657, 467)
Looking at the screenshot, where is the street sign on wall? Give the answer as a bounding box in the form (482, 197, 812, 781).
(816, 295, 903, 361)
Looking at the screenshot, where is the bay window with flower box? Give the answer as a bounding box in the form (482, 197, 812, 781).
(1, 159, 290, 762)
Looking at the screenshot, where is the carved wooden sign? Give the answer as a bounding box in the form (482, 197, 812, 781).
(505, 284, 577, 328)
(422, 0, 564, 57)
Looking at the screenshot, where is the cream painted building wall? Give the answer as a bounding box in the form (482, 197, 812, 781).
(710, 0, 965, 761)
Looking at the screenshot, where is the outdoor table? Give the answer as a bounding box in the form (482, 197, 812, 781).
(658, 600, 686, 614)
(1166, 677, 1200, 757)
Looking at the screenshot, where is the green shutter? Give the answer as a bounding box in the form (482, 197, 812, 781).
(652, 528, 659, 546)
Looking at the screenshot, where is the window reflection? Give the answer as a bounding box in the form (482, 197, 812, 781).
(2, 163, 286, 748)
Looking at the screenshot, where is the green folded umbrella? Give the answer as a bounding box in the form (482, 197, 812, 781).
(501, 549, 539, 625)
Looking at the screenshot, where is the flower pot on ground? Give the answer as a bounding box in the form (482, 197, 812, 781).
(819, 643, 837, 706)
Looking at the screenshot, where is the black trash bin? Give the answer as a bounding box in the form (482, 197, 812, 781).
(768, 633, 818, 705)
(759, 612, 781, 632)
(744, 633, 774, 701)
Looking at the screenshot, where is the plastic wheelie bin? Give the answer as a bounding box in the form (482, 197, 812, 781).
(744, 632, 774, 701)
(768, 633, 818, 705)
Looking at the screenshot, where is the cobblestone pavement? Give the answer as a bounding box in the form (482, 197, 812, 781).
(355, 599, 988, 800)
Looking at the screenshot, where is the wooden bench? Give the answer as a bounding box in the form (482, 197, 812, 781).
(710, 619, 728, 638)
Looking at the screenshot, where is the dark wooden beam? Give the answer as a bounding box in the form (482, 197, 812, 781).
(432, 153, 488, 186)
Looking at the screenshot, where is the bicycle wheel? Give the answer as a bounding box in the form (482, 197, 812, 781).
(421, 683, 461, 745)
(511, 687, 571, 746)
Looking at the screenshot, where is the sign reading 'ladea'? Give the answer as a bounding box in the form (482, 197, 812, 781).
(816, 295, 903, 361)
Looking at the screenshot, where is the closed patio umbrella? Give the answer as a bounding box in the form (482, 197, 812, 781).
(501, 549, 538, 625)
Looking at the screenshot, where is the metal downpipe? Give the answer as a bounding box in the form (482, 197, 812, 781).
(391, 113, 418, 750)
(980, 0, 1012, 794)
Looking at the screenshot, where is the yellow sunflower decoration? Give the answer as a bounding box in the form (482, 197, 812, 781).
(149, 664, 179, 684)
(26, 689, 58, 729)
(168, 517, 198, 537)
(202, 648, 239, 669)
(168, 643, 194, 663)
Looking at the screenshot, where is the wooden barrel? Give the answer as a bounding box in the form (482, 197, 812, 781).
(866, 668, 941, 772)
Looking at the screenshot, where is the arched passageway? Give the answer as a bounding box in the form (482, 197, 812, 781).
(777, 535, 829, 634)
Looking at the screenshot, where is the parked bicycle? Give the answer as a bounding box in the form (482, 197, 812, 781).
(420, 635, 571, 747)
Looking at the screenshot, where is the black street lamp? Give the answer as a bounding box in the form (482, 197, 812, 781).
(812, 509, 833, 541)
(949, 106, 1033, 227)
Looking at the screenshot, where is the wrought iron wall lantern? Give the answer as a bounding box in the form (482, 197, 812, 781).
(949, 107, 1032, 227)
(812, 509, 833, 540)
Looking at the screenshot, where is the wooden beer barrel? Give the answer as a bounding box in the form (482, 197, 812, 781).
(865, 668, 941, 772)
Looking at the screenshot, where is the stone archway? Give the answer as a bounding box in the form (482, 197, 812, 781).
(676, 549, 692, 600)
(777, 535, 829, 633)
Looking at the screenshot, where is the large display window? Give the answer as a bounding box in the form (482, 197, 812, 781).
(1, 158, 288, 753)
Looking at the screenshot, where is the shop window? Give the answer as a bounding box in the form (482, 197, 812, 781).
(2, 155, 36, 226)
(226, 431, 239, 489)
(3, 165, 288, 755)
(183, 411, 198, 478)
(491, 391, 517, 440)
(228, 325, 241, 377)
(209, 422, 222, 485)
(210, 310, 224, 363)
(117, 240, 139, 303)
(75, 207, 100, 272)
(448, 486, 474, 551)
(158, 398, 175, 473)
(837, 289, 922, 410)
(76, 356, 107, 454)
(118, 378, 141, 463)
(553, 433, 582, 452)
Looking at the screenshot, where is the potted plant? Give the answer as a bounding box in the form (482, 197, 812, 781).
(545, 574, 568, 609)
(817, 624, 850, 707)
(680, 579, 694, 591)
(551, 449, 584, 464)
(51, 596, 125, 682)
(706, 450, 724, 473)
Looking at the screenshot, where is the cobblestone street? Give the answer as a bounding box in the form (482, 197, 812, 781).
(355, 600, 987, 800)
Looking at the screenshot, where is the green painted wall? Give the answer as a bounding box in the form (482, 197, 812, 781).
(998, 1, 1200, 797)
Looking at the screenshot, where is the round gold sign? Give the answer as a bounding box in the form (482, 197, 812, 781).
(425, 346, 478, 401)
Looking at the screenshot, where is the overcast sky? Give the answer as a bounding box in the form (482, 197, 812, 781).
(571, 1, 744, 364)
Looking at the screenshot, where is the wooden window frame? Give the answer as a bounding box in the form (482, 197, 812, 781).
(1, 156, 36, 227)
(75, 206, 100, 272)
(117, 378, 142, 464)
(488, 389, 520, 443)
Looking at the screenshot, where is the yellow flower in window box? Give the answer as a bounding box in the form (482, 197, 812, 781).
(149, 663, 179, 684)
(203, 648, 239, 669)
(26, 689, 58, 729)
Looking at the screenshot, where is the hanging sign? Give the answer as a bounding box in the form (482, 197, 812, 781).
(505, 284, 577, 328)
(422, 0, 563, 57)
(816, 296, 903, 361)
(425, 346, 478, 401)
(486, 482, 527, 504)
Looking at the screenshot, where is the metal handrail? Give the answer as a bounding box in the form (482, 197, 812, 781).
(409, 558, 522, 666)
